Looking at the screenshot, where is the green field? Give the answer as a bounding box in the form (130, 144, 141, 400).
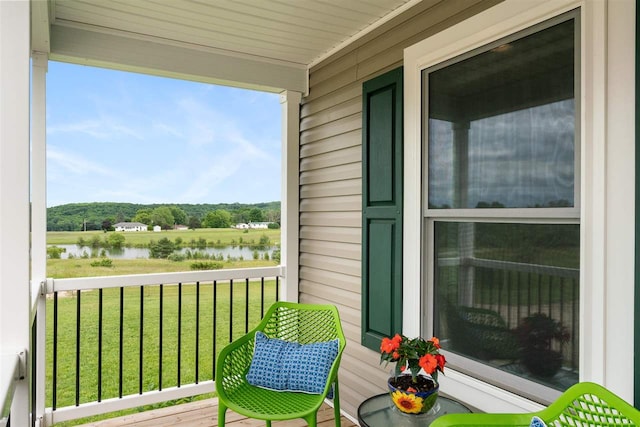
(48, 280, 277, 425)
(45, 229, 281, 425)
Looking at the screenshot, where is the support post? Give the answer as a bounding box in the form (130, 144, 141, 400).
(279, 91, 301, 303)
(32, 52, 48, 427)
(0, 1, 31, 425)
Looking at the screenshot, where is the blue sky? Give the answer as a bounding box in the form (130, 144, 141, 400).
(46, 62, 281, 207)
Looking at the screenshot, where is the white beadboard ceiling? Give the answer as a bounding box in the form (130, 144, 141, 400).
(35, 0, 418, 92)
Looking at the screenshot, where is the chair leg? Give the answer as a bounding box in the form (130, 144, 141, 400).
(218, 403, 227, 426)
(266, 421, 271, 427)
(332, 381, 341, 427)
(304, 412, 317, 427)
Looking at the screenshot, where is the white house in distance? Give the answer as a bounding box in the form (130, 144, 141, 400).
(234, 222, 271, 229)
(113, 222, 148, 232)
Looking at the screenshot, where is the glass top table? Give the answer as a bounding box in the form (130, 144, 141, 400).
(358, 394, 471, 426)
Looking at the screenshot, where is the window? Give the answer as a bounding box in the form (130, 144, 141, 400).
(423, 14, 579, 398)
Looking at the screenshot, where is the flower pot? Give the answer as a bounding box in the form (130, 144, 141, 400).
(522, 349, 563, 378)
(387, 374, 439, 414)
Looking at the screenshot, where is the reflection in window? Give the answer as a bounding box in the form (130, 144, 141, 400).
(427, 19, 575, 209)
(433, 222, 579, 390)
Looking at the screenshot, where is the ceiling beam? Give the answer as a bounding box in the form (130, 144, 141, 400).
(49, 25, 308, 94)
(31, 0, 51, 54)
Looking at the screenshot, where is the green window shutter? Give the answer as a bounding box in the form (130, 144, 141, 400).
(361, 67, 403, 351)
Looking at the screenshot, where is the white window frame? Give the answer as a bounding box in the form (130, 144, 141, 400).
(403, 0, 635, 412)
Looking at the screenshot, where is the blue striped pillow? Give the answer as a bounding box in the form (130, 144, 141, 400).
(530, 416, 547, 427)
(246, 331, 339, 394)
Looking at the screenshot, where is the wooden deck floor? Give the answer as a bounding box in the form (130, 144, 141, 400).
(76, 398, 358, 427)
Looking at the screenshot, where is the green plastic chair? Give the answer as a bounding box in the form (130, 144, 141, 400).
(215, 302, 346, 426)
(431, 382, 640, 426)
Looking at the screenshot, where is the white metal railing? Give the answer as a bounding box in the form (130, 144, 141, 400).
(1, 350, 25, 427)
(37, 266, 283, 426)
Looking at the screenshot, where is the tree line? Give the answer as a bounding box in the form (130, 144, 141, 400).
(47, 201, 281, 231)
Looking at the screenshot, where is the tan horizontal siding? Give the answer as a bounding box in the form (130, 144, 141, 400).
(299, 196, 361, 213)
(300, 130, 360, 158)
(299, 225, 360, 244)
(300, 145, 360, 172)
(300, 280, 359, 310)
(297, 0, 501, 421)
(300, 163, 360, 186)
(300, 240, 360, 260)
(300, 97, 360, 131)
(299, 211, 361, 227)
(299, 266, 360, 294)
(300, 85, 360, 119)
(300, 179, 361, 199)
(300, 113, 361, 145)
(299, 253, 359, 277)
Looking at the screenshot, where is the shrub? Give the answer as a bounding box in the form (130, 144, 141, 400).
(272, 249, 281, 263)
(149, 237, 176, 259)
(90, 258, 113, 267)
(47, 246, 66, 259)
(264, 252, 270, 261)
(107, 233, 125, 249)
(190, 261, 223, 270)
(253, 250, 259, 260)
(268, 222, 280, 229)
(259, 234, 270, 245)
(167, 253, 186, 262)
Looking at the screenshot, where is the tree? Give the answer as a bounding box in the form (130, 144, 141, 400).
(106, 232, 125, 249)
(248, 208, 264, 222)
(188, 216, 202, 230)
(133, 208, 153, 225)
(102, 218, 114, 231)
(149, 237, 176, 258)
(170, 206, 187, 226)
(202, 210, 232, 228)
(151, 206, 175, 229)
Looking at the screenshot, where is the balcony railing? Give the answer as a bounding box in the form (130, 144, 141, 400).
(36, 266, 282, 426)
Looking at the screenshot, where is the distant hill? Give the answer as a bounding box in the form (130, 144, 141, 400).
(47, 201, 281, 231)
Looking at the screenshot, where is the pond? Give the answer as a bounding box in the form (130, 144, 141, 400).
(50, 244, 277, 260)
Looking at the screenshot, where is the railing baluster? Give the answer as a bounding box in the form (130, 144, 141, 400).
(178, 282, 182, 387)
(195, 281, 200, 384)
(98, 288, 103, 402)
(119, 287, 124, 398)
(275, 276, 279, 301)
(213, 280, 217, 379)
(229, 279, 233, 342)
(261, 277, 265, 318)
(139, 285, 144, 394)
(75, 290, 81, 407)
(245, 278, 249, 334)
(53, 292, 58, 411)
(159, 284, 163, 391)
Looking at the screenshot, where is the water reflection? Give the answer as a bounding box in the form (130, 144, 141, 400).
(51, 244, 277, 260)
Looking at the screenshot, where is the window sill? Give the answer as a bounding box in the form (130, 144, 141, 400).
(439, 368, 545, 414)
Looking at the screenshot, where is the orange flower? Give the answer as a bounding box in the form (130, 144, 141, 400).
(380, 333, 402, 353)
(419, 354, 437, 374)
(392, 351, 400, 360)
(429, 337, 441, 349)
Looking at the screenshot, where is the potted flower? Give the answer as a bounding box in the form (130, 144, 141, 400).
(515, 313, 569, 378)
(380, 334, 446, 414)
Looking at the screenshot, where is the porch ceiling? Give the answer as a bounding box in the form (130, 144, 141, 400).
(32, 0, 417, 93)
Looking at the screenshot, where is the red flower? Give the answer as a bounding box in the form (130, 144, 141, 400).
(436, 354, 446, 372)
(392, 351, 400, 360)
(429, 337, 441, 349)
(380, 333, 402, 353)
(418, 354, 437, 374)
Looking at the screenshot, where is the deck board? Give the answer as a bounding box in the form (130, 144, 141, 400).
(76, 398, 357, 427)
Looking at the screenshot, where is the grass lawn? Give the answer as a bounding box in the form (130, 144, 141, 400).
(47, 257, 278, 279)
(48, 279, 277, 425)
(45, 229, 281, 425)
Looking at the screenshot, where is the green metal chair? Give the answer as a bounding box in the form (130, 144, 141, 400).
(431, 382, 640, 426)
(215, 301, 346, 426)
